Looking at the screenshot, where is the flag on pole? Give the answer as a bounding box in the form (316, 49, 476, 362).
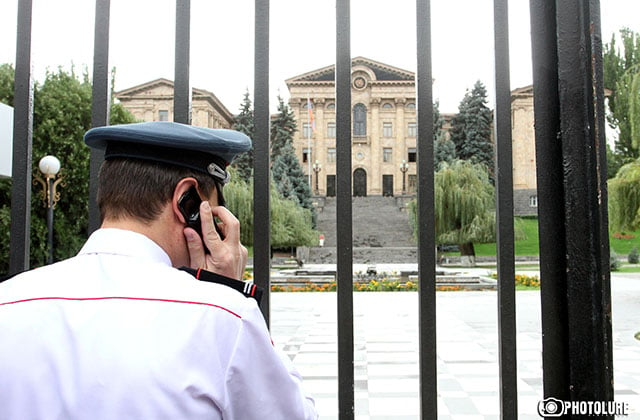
(307, 96, 315, 132)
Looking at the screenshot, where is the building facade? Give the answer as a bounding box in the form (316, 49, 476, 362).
(287, 58, 539, 215)
(286, 57, 419, 198)
(115, 78, 235, 129)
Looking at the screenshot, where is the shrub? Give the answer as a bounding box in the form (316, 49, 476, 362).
(610, 250, 621, 271)
(628, 247, 639, 264)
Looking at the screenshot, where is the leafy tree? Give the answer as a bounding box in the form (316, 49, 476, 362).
(408, 160, 496, 265)
(223, 169, 318, 248)
(604, 28, 640, 170)
(608, 158, 640, 232)
(0, 66, 135, 275)
(231, 90, 254, 182)
(0, 63, 14, 105)
(449, 81, 494, 176)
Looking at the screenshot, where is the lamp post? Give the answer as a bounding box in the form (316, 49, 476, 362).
(312, 160, 322, 195)
(34, 155, 63, 265)
(400, 159, 409, 195)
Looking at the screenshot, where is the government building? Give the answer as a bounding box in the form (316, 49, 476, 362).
(115, 78, 234, 129)
(114, 61, 539, 216)
(286, 57, 538, 215)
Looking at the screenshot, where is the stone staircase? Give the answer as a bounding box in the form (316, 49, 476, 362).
(308, 196, 418, 263)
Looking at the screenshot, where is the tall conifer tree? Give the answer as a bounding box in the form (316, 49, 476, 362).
(449, 81, 494, 175)
(231, 90, 254, 182)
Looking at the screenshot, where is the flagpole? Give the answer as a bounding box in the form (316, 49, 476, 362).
(307, 95, 312, 190)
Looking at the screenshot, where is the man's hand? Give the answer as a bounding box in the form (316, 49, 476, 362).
(183, 201, 248, 280)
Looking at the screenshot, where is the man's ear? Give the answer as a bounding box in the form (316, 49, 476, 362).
(172, 177, 198, 224)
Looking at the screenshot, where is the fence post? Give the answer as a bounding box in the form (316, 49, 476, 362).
(89, 0, 111, 234)
(530, 0, 614, 412)
(174, 0, 191, 125)
(416, 0, 437, 418)
(9, 0, 34, 275)
(253, 0, 271, 324)
(493, 0, 518, 417)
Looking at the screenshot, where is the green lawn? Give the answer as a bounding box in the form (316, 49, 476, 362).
(474, 218, 540, 257)
(470, 218, 640, 258)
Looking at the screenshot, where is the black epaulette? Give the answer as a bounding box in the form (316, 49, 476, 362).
(179, 267, 263, 305)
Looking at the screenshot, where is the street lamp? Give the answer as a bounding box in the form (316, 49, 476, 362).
(312, 160, 322, 195)
(400, 159, 409, 195)
(34, 155, 64, 265)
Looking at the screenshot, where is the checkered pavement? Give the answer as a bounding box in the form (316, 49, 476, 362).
(270, 280, 640, 419)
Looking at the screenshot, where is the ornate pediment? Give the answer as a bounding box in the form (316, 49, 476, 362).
(115, 78, 176, 98)
(286, 56, 415, 86)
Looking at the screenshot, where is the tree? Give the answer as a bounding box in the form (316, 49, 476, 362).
(448, 81, 494, 176)
(604, 28, 640, 172)
(608, 158, 640, 232)
(0, 66, 135, 275)
(223, 169, 318, 249)
(433, 101, 455, 168)
(231, 90, 254, 182)
(408, 160, 495, 265)
(270, 95, 297, 160)
(269, 95, 316, 225)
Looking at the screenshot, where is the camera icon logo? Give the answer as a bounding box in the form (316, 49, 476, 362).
(537, 397, 566, 417)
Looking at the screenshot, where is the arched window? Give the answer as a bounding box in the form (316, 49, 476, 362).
(326, 103, 336, 110)
(353, 103, 367, 136)
(382, 102, 393, 109)
(405, 102, 416, 110)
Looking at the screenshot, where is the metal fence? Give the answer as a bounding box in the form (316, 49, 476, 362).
(9, 0, 613, 419)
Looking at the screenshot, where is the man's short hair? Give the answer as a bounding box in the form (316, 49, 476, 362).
(98, 158, 216, 223)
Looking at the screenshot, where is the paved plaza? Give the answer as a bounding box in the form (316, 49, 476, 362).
(269, 270, 640, 419)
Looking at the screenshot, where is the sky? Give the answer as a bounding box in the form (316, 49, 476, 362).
(1, 0, 640, 115)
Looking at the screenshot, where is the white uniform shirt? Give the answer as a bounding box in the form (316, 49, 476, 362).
(0, 229, 317, 420)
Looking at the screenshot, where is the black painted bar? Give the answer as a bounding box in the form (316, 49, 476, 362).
(336, 0, 354, 418)
(531, 0, 614, 411)
(493, 0, 517, 418)
(89, 0, 111, 234)
(556, 0, 614, 408)
(174, 0, 191, 125)
(415, 0, 437, 418)
(253, 0, 271, 325)
(529, 0, 570, 403)
(9, 0, 34, 275)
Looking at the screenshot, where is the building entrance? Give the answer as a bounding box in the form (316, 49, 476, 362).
(353, 168, 367, 197)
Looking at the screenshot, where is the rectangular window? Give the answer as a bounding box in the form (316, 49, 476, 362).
(327, 148, 336, 163)
(303, 123, 312, 138)
(407, 122, 417, 137)
(302, 148, 311, 163)
(383, 147, 393, 163)
(529, 195, 538, 207)
(159, 110, 169, 122)
(327, 122, 336, 138)
(383, 122, 393, 138)
(408, 148, 417, 163)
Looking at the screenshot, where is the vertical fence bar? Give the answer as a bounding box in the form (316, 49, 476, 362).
(529, 0, 571, 403)
(89, 0, 111, 234)
(493, 0, 517, 417)
(253, 0, 271, 325)
(336, 0, 354, 418)
(9, 0, 34, 276)
(531, 0, 614, 410)
(556, 0, 614, 407)
(174, 0, 191, 125)
(415, 0, 437, 418)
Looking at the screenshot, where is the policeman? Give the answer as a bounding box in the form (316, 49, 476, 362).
(0, 122, 317, 419)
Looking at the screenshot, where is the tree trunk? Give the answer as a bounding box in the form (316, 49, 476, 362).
(459, 242, 476, 267)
